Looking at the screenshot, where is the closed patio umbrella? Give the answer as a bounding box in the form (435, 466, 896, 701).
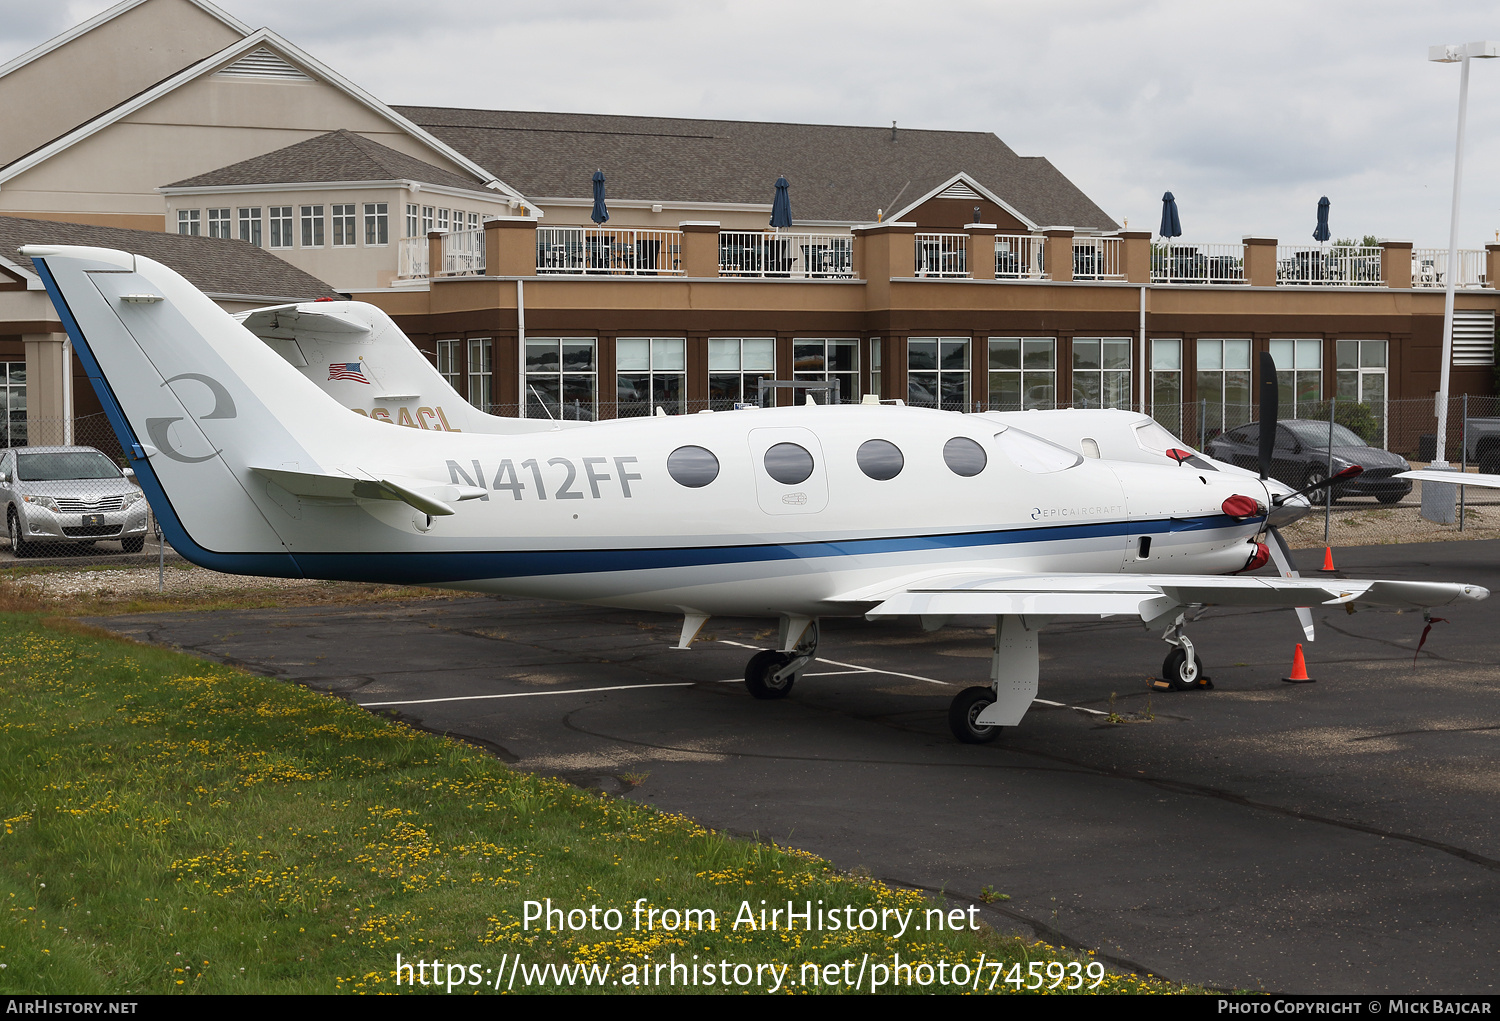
(590, 170, 609, 225)
(1159, 192, 1182, 239)
(770, 176, 793, 228)
(1313, 196, 1331, 242)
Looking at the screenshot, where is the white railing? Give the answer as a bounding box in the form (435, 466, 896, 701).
(1411, 248, 1486, 288)
(717, 232, 854, 278)
(397, 236, 428, 280)
(993, 234, 1046, 279)
(913, 233, 969, 277)
(1151, 242, 1246, 284)
(1072, 236, 1124, 280)
(536, 227, 684, 275)
(439, 228, 485, 277)
(1277, 245, 1382, 286)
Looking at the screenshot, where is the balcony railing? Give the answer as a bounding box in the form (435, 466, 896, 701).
(440, 228, 486, 277)
(914, 233, 968, 277)
(397, 236, 427, 280)
(718, 232, 853, 278)
(536, 227, 685, 275)
(1072, 236, 1124, 280)
(994, 234, 1046, 279)
(1151, 242, 1246, 284)
(1277, 245, 1382, 286)
(1412, 248, 1487, 288)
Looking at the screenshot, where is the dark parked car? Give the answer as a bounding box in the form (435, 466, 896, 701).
(1205, 420, 1412, 504)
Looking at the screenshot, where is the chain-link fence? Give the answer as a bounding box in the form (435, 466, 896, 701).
(0, 415, 170, 570)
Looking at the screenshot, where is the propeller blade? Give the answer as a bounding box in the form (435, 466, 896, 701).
(1258, 350, 1278, 480)
(1272, 463, 1364, 506)
(1265, 525, 1315, 641)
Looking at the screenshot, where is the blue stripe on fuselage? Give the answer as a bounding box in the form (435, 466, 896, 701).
(33, 256, 1256, 586)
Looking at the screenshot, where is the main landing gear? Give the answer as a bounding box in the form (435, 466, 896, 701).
(947, 615, 1045, 744)
(744, 618, 819, 700)
(1154, 615, 1212, 692)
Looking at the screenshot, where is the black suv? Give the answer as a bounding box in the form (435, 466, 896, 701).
(1205, 420, 1412, 504)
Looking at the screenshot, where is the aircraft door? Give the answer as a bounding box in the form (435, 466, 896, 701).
(748, 427, 828, 515)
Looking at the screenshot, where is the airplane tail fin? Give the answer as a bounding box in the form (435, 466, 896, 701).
(23, 245, 388, 573)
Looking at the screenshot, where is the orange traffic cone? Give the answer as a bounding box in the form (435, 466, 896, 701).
(1282, 643, 1316, 684)
(1319, 546, 1336, 573)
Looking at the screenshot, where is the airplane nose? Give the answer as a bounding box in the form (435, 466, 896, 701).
(1264, 480, 1311, 528)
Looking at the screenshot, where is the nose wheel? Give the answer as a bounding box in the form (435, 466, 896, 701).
(1156, 617, 1212, 691)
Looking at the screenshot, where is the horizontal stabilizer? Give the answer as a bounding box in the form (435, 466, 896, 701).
(250, 466, 486, 517)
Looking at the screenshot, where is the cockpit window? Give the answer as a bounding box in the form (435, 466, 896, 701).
(1133, 421, 1217, 470)
(993, 426, 1083, 474)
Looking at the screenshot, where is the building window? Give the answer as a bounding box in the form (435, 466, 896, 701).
(1072, 337, 1133, 410)
(708, 338, 775, 409)
(525, 338, 597, 419)
(1195, 338, 1251, 439)
(467, 338, 493, 414)
(617, 338, 685, 417)
(207, 208, 231, 239)
(364, 203, 389, 246)
(300, 205, 325, 247)
(176, 209, 200, 236)
(1150, 339, 1183, 437)
(908, 337, 971, 411)
(406, 204, 419, 239)
(468, 212, 480, 232)
(436, 208, 449, 232)
(1270, 338, 1322, 418)
(868, 338, 882, 400)
(238, 207, 262, 247)
(793, 338, 858, 404)
(269, 206, 293, 249)
(331, 203, 357, 247)
(988, 337, 1056, 410)
(422, 206, 434, 234)
(1336, 340, 1388, 444)
(436, 340, 460, 392)
(0, 363, 25, 447)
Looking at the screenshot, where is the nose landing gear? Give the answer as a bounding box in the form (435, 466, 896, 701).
(1154, 615, 1212, 691)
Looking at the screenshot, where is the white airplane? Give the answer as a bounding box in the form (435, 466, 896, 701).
(24, 245, 1490, 743)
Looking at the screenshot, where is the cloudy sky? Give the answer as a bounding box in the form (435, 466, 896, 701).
(7, 1, 1500, 248)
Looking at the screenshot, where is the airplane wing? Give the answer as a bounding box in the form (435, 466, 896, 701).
(1397, 469, 1500, 489)
(840, 571, 1487, 627)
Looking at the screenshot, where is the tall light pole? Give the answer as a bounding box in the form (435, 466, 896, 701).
(1428, 41, 1497, 469)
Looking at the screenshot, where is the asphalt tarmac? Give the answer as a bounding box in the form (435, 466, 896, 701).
(90, 540, 1500, 994)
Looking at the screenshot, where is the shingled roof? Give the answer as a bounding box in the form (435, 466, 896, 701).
(392, 107, 1118, 230)
(0, 216, 341, 301)
(163, 128, 495, 197)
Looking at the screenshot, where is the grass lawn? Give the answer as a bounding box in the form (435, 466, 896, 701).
(0, 606, 1184, 994)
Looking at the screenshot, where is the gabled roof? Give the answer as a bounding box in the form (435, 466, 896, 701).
(162, 129, 497, 197)
(0, 0, 249, 80)
(393, 106, 1118, 230)
(0, 216, 341, 302)
(0, 29, 530, 208)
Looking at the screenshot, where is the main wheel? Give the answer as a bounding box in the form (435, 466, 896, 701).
(744, 650, 796, 700)
(948, 685, 1002, 744)
(1162, 647, 1205, 691)
(121, 535, 145, 554)
(8, 510, 31, 559)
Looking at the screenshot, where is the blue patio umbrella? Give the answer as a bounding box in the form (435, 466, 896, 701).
(1313, 196, 1331, 242)
(590, 170, 609, 225)
(1159, 191, 1182, 238)
(770, 176, 793, 228)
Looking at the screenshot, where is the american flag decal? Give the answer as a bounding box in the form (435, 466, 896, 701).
(328, 361, 369, 383)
